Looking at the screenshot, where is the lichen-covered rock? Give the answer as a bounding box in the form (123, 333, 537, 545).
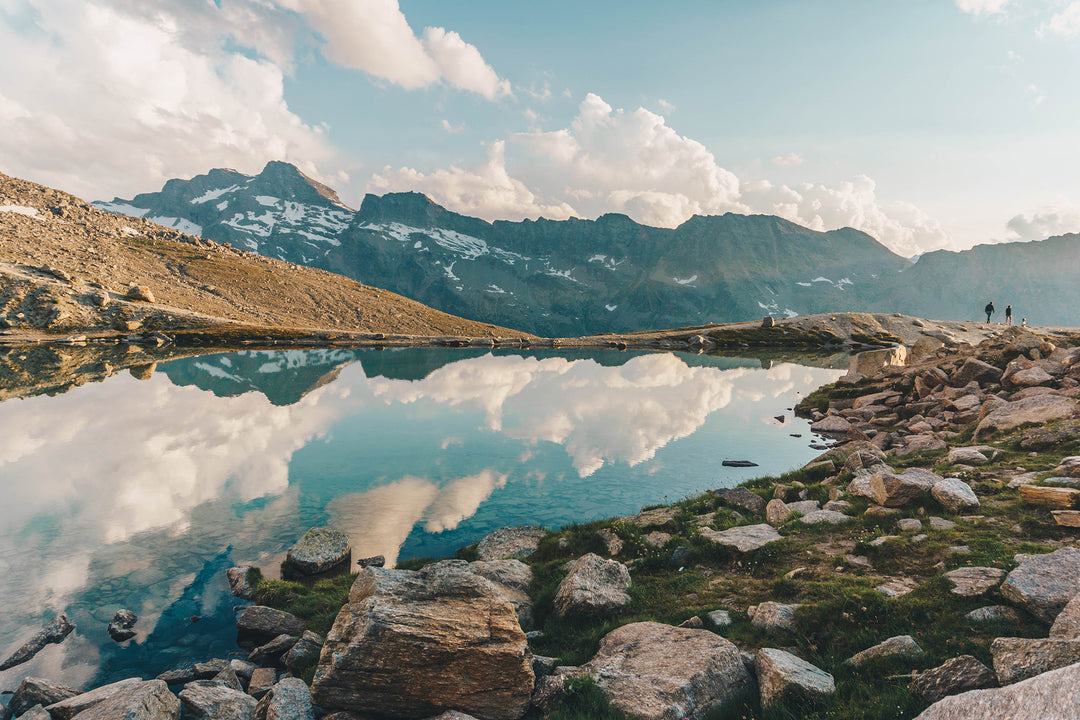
(699, 524, 782, 552)
(179, 683, 256, 720)
(7, 678, 79, 718)
(975, 394, 1080, 438)
(965, 605, 1020, 623)
(751, 602, 800, 632)
(999, 548, 1080, 623)
(798, 509, 851, 525)
(248, 634, 299, 667)
(226, 567, 254, 600)
(282, 527, 351, 578)
(66, 681, 179, 720)
(755, 648, 835, 707)
(914, 660, 1080, 720)
(553, 553, 631, 615)
(311, 561, 533, 720)
(950, 358, 1002, 387)
(846, 635, 923, 667)
(579, 622, 752, 720)
(475, 526, 546, 560)
(943, 567, 1005, 596)
(810, 415, 851, 433)
(45, 679, 143, 720)
(236, 607, 306, 650)
(870, 467, 938, 507)
(1050, 595, 1080, 639)
(714, 487, 766, 515)
(282, 631, 324, 674)
(932, 478, 980, 512)
(909, 655, 996, 704)
(991, 637, 1080, 685)
(765, 499, 791, 525)
(253, 678, 312, 720)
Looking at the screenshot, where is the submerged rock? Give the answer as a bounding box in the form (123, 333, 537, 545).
(107, 609, 137, 642)
(0, 614, 75, 671)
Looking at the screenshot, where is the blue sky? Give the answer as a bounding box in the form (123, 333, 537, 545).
(1, 0, 1078, 256)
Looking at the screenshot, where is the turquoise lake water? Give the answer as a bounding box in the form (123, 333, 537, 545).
(0, 347, 843, 688)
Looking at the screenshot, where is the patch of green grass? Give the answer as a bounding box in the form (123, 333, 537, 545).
(249, 568, 356, 635)
(522, 677, 625, 720)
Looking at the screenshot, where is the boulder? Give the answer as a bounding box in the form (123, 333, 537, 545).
(951, 358, 1002, 387)
(282, 631, 324, 674)
(975, 395, 1080, 438)
(893, 434, 948, 457)
(750, 602, 799, 632)
(0, 614, 75, 671)
(14, 706, 50, 720)
(755, 648, 835, 707)
(579, 622, 752, 720)
(282, 527, 351, 578)
(965, 605, 1020, 623)
(156, 660, 229, 685)
(7, 678, 79, 718)
(228, 660, 256, 683)
(946, 448, 988, 465)
(1018, 485, 1080, 508)
(707, 610, 732, 627)
(179, 683, 256, 720)
(929, 516, 957, 530)
(810, 415, 851, 433)
(765, 499, 791, 525)
(45, 679, 143, 720)
(253, 678, 312, 720)
(475, 526, 545, 560)
(714, 487, 766, 514)
(1050, 595, 1080, 639)
(1006, 366, 1054, 389)
(897, 518, 922, 532)
(699, 524, 782, 553)
(943, 567, 1005, 596)
(64, 681, 179, 720)
(909, 655, 996, 704)
(999, 548, 1080, 623)
(846, 635, 924, 667)
(932, 479, 981, 512)
(553, 553, 631, 615)
(226, 567, 255, 600)
(620, 507, 677, 528)
(248, 634, 299, 667)
(870, 467, 938, 507)
(786, 500, 821, 515)
(597, 529, 623, 556)
(236, 607, 306, 650)
(126, 285, 155, 302)
(209, 668, 243, 692)
(914, 660, 1080, 720)
(107, 609, 137, 642)
(247, 669, 276, 701)
(991, 637, 1080, 684)
(310, 561, 533, 720)
(798, 509, 851, 525)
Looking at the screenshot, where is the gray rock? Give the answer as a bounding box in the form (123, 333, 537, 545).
(897, 518, 923, 532)
(475, 526, 546, 560)
(876, 578, 918, 597)
(253, 678, 312, 720)
(236, 607, 306, 650)
(786, 500, 821, 515)
(715, 487, 766, 514)
(14, 706, 50, 720)
(999, 548, 1080, 622)
(226, 567, 255, 600)
(248, 634, 299, 667)
(975, 394, 1080, 439)
(870, 467, 938, 507)
(597, 528, 624, 556)
(847, 472, 878, 500)
(246, 669, 276, 700)
(755, 648, 835, 707)
(822, 500, 852, 513)
(751, 602, 800, 632)
(0, 614, 75, 671)
(228, 660, 256, 683)
(579, 621, 752, 720)
(914, 660, 1080, 720)
(929, 516, 957, 530)
(707, 609, 732, 627)
(107, 609, 137, 642)
(7, 678, 79, 718)
(946, 448, 989, 465)
(209, 668, 243, 692)
(45, 680, 143, 720)
(553, 553, 632, 615)
(846, 635, 924, 667)
(282, 631, 324, 674)
(943, 567, 1005, 596)
(810, 415, 851, 433)
(765, 499, 791, 525)
(282, 527, 351, 577)
(909, 655, 996, 704)
(798, 509, 851, 525)
(423, 713, 479, 720)
(700, 523, 782, 552)
(932, 478, 980, 512)
(992, 636, 1080, 684)
(179, 683, 256, 720)
(965, 605, 1021, 623)
(951, 358, 1003, 387)
(1050, 594, 1080, 639)
(845, 555, 873, 570)
(894, 434, 948, 457)
(66, 681, 179, 720)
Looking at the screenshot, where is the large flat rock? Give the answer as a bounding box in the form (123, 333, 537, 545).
(915, 659, 1080, 720)
(999, 548, 1080, 623)
(699, 524, 782, 552)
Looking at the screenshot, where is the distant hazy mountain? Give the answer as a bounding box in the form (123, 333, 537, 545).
(95, 161, 1080, 333)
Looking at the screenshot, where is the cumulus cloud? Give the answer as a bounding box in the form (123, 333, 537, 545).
(0, 0, 338, 201)
(369, 93, 952, 255)
(1038, 2, 1080, 37)
(1005, 207, 1080, 240)
(955, 0, 1010, 15)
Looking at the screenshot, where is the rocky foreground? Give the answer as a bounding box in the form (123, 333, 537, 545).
(3, 325, 1080, 720)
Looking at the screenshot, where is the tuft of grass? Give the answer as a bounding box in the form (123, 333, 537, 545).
(250, 569, 356, 635)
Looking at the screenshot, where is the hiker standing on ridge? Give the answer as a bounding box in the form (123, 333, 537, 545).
(1005, 304, 1013, 325)
(985, 301, 995, 323)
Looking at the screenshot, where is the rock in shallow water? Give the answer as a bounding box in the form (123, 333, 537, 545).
(0, 614, 75, 671)
(282, 527, 351, 578)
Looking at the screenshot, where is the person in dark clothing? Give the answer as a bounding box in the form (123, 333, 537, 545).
(985, 301, 995, 323)
(1005, 304, 1013, 325)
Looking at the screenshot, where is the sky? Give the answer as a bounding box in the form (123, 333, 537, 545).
(1, 0, 1079, 258)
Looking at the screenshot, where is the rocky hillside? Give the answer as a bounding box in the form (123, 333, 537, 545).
(0, 171, 525, 342)
(95, 162, 912, 336)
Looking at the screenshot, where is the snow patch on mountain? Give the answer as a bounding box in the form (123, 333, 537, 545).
(673, 274, 698, 285)
(191, 185, 241, 205)
(149, 216, 202, 235)
(95, 201, 148, 217)
(256, 196, 281, 207)
(0, 205, 40, 217)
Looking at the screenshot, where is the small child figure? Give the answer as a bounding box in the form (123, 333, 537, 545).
(1021, 318, 1028, 327)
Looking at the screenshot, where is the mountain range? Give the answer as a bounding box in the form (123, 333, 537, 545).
(95, 161, 1080, 334)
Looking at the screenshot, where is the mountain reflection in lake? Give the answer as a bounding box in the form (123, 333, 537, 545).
(0, 347, 842, 687)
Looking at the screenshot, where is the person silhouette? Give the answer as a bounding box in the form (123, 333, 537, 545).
(1005, 304, 1013, 325)
(984, 301, 995, 323)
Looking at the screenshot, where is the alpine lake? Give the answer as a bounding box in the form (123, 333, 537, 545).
(0, 344, 847, 689)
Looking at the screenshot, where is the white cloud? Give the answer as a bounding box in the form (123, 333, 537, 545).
(0, 0, 338, 201)
(1038, 2, 1080, 36)
(441, 118, 465, 134)
(955, 0, 1010, 15)
(657, 99, 675, 114)
(277, 0, 511, 98)
(1005, 207, 1080, 240)
(1027, 84, 1046, 104)
(368, 92, 952, 255)
(772, 152, 804, 166)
